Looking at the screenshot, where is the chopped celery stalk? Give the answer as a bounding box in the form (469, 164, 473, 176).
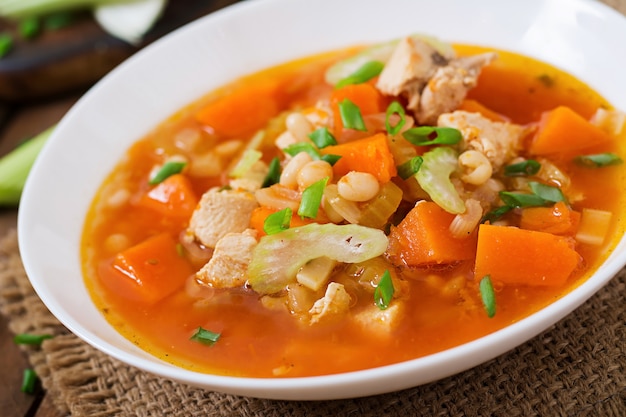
(324, 33, 455, 85)
(575, 208, 612, 245)
(358, 181, 403, 229)
(93, 0, 166, 45)
(248, 223, 388, 294)
(296, 257, 337, 291)
(415, 146, 465, 214)
(324, 183, 361, 224)
(0, 125, 53, 206)
(0, 0, 127, 19)
(229, 149, 262, 178)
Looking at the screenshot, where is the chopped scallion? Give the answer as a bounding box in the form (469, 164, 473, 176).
(298, 177, 328, 219)
(335, 60, 384, 89)
(402, 126, 462, 146)
(44, 11, 75, 30)
(14, 333, 53, 345)
(263, 207, 292, 235)
(528, 181, 567, 204)
(21, 369, 37, 394)
(190, 327, 221, 346)
(374, 270, 394, 310)
(149, 161, 187, 185)
(338, 99, 367, 131)
(320, 154, 342, 166)
(479, 275, 496, 318)
(308, 127, 337, 148)
(499, 191, 548, 208)
(574, 152, 623, 168)
(385, 101, 406, 135)
(397, 156, 423, 180)
(504, 159, 541, 176)
(283, 142, 321, 160)
(19, 17, 40, 39)
(262, 157, 281, 188)
(0, 33, 13, 58)
(481, 205, 513, 224)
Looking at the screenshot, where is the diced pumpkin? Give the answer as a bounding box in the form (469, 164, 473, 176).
(386, 201, 477, 267)
(101, 233, 194, 304)
(474, 224, 580, 286)
(330, 83, 383, 136)
(519, 201, 580, 236)
(137, 174, 198, 219)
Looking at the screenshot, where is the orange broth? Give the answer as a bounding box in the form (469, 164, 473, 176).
(81, 44, 626, 377)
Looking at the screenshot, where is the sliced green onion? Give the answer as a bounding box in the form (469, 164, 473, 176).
(574, 152, 623, 168)
(229, 149, 262, 178)
(479, 275, 496, 318)
(44, 11, 75, 30)
(14, 333, 53, 345)
(0, 33, 13, 58)
(504, 159, 541, 176)
(397, 156, 423, 180)
(19, 17, 40, 39)
(262, 157, 281, 188)
(338, 99, 367, 131)
(190, 327, 221, 346)
(149, 161, 187, 185)
(528, 181, 567, 204)
(320, 154, 342, 166)
(308, 127, 337, 148)
(499, 191, 548, 208)
(481, 205, 513, 224)
(335, 60, 385, 89)
(298, 177, 328, 219)
(403, 126, 462, 146)
(374, 270, 394, 310)
(21, 369, 37, 394)
(283, 142, 321, 159)
(263, 207, 292, 235)
(385, 101, 406, 135)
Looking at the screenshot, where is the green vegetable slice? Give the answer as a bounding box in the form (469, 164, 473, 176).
(229, 149, 262, 178)
(264, 207, 292, 235)
(338, 98, 367, 131)
(403, 126, 462, 146)
(149, 161, 187, 185)
(283, 142, 341, 166)
(481, 205, 513, 224)
(574, 152, 623, 168)
(308, 127, 337, 148)
(374, 270, 394, 310)
(19, 17, 40, 39)
(385, 101, 406, 135)
(415, 146, 465, 214)
(504, 159, 541, 176)
(190, 327, 221, 346)
(14, 333, 52, 345)
(298, 177, 328, 219)
(248, 223, 389, 294)
(0, 33, 12, 58)
(261, 157, 281, 188)
(479, 275, 496, 318)
(335, 60, 384, 89)
(499, 191, 548, 208)
(397, 156, 423, 180)
(528, 181, 567, 204)
(21, 369, 37, 394)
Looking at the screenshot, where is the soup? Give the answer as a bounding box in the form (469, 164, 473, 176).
(81, 36, 626, 377)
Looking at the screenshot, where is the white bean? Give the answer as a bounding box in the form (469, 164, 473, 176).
(337, 171, 380, 202)
(297, 160, 333, 190)
(459, 150, 492, 185)
(286, 112, 313, 142)
(280, 152, 313, 189)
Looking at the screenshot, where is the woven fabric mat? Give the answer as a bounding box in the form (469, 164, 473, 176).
(3, 1, 626, 414)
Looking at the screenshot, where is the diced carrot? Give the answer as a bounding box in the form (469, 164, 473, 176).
(474, 224, 580, 286)
(101, 233, 194, 304)
(137, 174, 198, 220)
(321, 133, 397, 183)
(386, 201, 477, 267)
(519, 201, 580, 236)
(529, 106, 613, 155)
(249, 206, 322, 236)
(458, 99, 509, 122)
(331, 83, 383, 137)
(195, 80, 280, 138)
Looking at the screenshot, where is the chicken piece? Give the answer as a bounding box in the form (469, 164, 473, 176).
(308, 282, 351, 324)
(376, 37, 449, 111)
(416, 52, 497, 125)
(438, 110, 526, 171)
(195, 229, 258, 288)
(185, 187, 259, 248)
(353, 302, 404, 337)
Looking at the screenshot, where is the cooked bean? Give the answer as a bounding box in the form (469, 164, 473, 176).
(286, 112, 313, 142)
(297, 160, 333, 190)
(280, 152, 313, 189)
(337, 171, 380, 202)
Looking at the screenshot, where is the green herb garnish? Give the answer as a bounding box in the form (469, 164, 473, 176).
(397, 156, 423, 180)
(21, 369, 37, 394)
(402, 126, 462, 146)
(574, 152, 623, 168)
(298, 177, 328, 219)
(263, 207, 292, 235)
(283, 142, 341, 166)
(19, 17, 40, 39)
(338, 98, 367, 131)
(374, 270, 394, 310)
(479, 275, 496, 318)
(0, 33, 13, 58)
(14, 333, 53, 345)
(190, 327, 221, 346)
(262, 157, 281, 188)
(149, 161, 187, 185)
(308, 127, 337, 148)
(481, 205, 513, 224)
(504, 159, 541, 176)
(385, 101, 406, 135)
(528, 181, 567, 204)
(335, 60, 384, 89)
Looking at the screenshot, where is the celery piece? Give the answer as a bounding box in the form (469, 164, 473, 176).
(247, 223, 388, 294)
(0, 0, 126, 20)
(93, 0, 166, 45)
(358, 181, 403, 229)
(0, 126, 53, 206)
(415, 146, 465, 214)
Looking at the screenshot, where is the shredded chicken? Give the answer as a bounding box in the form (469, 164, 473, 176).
(438, 110, 526, 171)
(185, 187, 259, 248)
(195, 229, 258, 288)
(308, 282, 351, 324)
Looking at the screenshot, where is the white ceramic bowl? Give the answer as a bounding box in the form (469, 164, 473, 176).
(17, 0, 626, 400)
